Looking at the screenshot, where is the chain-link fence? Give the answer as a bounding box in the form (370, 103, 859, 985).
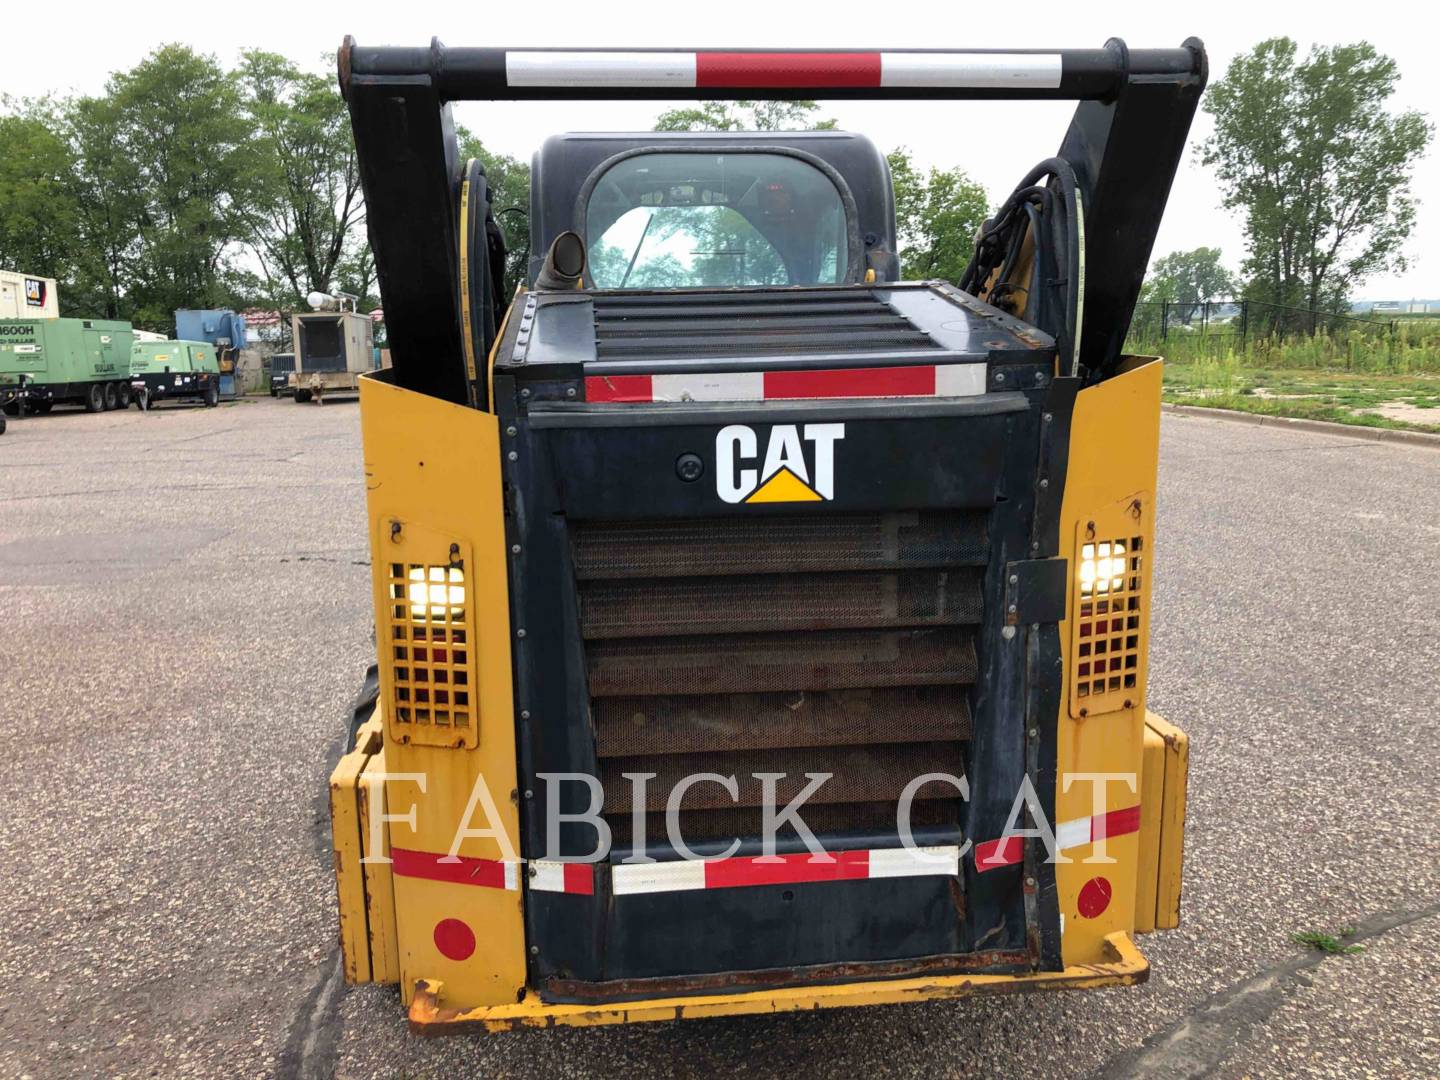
(1128, 299, 1397, 353)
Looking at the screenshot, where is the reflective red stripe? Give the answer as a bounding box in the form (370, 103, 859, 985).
(585, 366, 950, 403)
(585, 374, 653, 402)
(1092, 804, 1142, 842)
(696, 52, 882, 89)
(391, 848, 509, 889)
(564, 862, 595, 896)
(763, 365, 937, 399)
(973, 803, 1144, 874)
(973, 836, 1024, 873)
(703, 848, 872, 889)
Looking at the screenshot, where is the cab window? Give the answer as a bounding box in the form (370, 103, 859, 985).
(586, 152, 849, 289)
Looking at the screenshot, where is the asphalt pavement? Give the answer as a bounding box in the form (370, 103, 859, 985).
(0, 397, 1435, 1079)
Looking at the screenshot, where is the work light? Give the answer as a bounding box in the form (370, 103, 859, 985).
(1078, 541, 1127, 596)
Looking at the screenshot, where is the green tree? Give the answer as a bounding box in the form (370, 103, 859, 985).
(63, 92, 144, 320)
(70, 45, 259, 329)
(0, 101, 83, 288)
(653, 100, 837, 132)
(1141, 247, 1239, 306)
(1203, 38, 1432, 314)
(238, 51, 363, 307)
(888, 149, 989, 283)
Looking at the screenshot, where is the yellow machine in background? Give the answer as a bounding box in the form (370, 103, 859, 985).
(328, 37, 1203, 1033)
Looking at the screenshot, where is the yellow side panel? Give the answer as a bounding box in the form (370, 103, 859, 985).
(329, 724, 377, 984)
(359, 745, 399, 984)
(1055, 357, 1162, 967)
(1134, 725, 1165, 934)
(1145, 711, 1189, 929)
(359, 372, 526, 1009)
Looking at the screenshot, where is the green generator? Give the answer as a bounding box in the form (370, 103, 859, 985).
(0, 317, 135, 414)
(128, 339, 221, 409)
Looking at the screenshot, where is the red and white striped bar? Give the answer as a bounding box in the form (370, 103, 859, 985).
(585, 363, 987, 404)
(612, 845, 961, 896)
(529, 859, 596, 896)
(390, 847, 520, 891)
(973, 803, 1143, 873)
(391, 808, 1140, 895)
(504, 51, 1062, 90)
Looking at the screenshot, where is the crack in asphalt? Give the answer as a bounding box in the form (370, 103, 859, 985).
(276, 668, 379, 1079)
(277, 955, 346, 1080)
(1094, 903, 1440, 1079)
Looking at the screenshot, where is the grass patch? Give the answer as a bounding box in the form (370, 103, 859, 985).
(1129, 320, 1440, 374)
(1159, 357, 1440, 434)
(1291, 928, 1365, 955)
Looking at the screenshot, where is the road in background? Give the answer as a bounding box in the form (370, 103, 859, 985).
(0, 400, 1435, 1078)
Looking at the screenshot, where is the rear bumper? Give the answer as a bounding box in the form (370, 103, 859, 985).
(408, 931, 1147, 1034)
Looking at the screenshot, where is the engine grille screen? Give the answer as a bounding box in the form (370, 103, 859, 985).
(574, 510, 986, 845)
(591, 290, 944, 360)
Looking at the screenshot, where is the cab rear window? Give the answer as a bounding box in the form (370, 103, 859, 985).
(586, 152, 849, 289)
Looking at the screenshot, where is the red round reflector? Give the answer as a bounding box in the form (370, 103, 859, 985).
(1077, 876, 1113, 919)
(433, 917, 476, 961)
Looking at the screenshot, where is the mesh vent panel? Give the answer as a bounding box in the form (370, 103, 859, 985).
(591, 290, 943, 360)
(572, 511, 988, 580)
(580, 570, 983, 639)
(595, 686, 971, 758)
(574, 511, 989, 846)
(383, 559, 476, 747)
(1069, 495, 1150, 718)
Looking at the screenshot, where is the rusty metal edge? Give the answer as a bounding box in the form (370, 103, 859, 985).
(1162, 402, 1440, 449)
(407, 932, 1148, 1035)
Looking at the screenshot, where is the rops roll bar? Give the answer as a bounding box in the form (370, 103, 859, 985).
(338, 38, 1207, 404)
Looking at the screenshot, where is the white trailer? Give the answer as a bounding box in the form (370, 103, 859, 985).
(289, 310, 379, 403)
(0, 271, 59, 319)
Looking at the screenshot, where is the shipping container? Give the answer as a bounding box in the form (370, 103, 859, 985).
(0, 270, 59, 319)
(0, 317, 135, 413)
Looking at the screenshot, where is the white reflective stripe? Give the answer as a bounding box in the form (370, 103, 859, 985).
(880, 53, 1063, 89)
(867, 845, 961, 878)
(933, 363, 988, 397)
(506, 51, 697, 88)
(652, 371, 765, 402)
(1055, 817, 1092, 852)
(528, 861, 567, 892)
(503, 860, 521, 891)
(612, 859, 709, 895)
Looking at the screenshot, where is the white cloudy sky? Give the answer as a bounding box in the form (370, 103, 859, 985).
(7, 0, 1436, 299)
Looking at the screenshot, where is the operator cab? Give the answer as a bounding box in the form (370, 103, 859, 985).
(529, 131, 899, 288)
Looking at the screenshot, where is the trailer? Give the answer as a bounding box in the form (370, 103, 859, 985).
(289, 310, 376, 403)
(0, 317, 135, 413)
(1, 271, 59, 320)
(128, 340, 221, 409)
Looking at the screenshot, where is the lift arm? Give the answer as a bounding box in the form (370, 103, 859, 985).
(338, 39, 1207, 404)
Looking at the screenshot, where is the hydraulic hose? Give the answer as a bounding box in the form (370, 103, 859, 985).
(960, 158, 1084, 377)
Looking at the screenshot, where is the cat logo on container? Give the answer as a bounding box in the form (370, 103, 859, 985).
(716, 423, 844, 504)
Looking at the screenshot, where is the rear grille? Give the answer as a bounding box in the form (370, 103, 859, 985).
(591, 290, 944, 360)
(575, 510, 987, 847)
